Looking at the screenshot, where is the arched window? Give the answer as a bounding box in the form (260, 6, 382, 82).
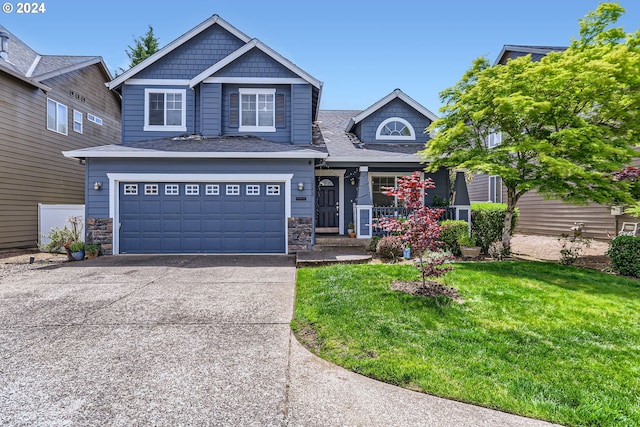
(375, 117, 415, 141)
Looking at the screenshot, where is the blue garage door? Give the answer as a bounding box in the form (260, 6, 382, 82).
(119, 182, 285, 254)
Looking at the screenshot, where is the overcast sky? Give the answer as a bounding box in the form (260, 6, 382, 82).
(3, 0, 639, 112)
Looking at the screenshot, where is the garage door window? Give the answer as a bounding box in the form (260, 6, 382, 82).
(206, 184, 219, 195)
(165, 185, 179, 195)
(186, 184, 199, 195)
(124, 184, 138, 195)
(267, 185, 280, 195)
(226, 185, 240, 195)
(246, 185, 260, 195)
(145, 184, 159, 195)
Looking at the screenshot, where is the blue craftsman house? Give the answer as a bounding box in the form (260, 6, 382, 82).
(64, 15, 470, 255)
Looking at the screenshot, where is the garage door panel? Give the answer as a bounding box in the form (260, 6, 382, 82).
(120, 181, 285, 254)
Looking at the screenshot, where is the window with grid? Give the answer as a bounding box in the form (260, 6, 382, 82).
(266, 185, 280, 195)
(226, 185, 240, 195)
(239, 89, 275, 132)
(206, 184, 220, 195)
(185, 184, 199, 195)
(144, 184, 159, 195)
(124, 184, 138, 195)
(165, 184, 179, 195)
(144, 89, 186, 131)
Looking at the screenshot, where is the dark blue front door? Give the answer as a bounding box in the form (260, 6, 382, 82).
(119, 182, 285, 254)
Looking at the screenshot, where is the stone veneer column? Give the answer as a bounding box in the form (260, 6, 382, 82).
(288, 217, 312, 253)
(85, 218, 113, 255)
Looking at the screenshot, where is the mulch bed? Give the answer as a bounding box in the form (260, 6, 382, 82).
(390, 280, 464, 302)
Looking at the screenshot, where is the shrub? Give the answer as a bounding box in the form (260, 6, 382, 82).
(488, 240, 509, 260)
(369, 236, 381, 252)
(376, 236, 404, 260)
(439, 220, 469, 255)
(608, 235, 640, 277)
(558, 230, 591, 266)
(471, 203, 519, 253)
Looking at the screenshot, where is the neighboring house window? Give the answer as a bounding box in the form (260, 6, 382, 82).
(489, 175, 503, 203)
(73, 110, 83, 134)
(206, 184, 219, 195)
(144, 88, 187, 131)
(375, 117, 415, 141)
(87, 113, 103, 125)
(487, 131, 502, 148)
(47, 98, 68, 135)
(239, 88, 276, 132)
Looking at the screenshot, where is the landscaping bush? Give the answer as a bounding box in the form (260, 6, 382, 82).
(369, 236, 381, 252)
(376, 235, 404, 260)
(608, 235, 640, 277)
(471, 203, 519, 253)
(439, 220, 469, 255)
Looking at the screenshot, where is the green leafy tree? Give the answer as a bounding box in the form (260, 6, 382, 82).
(422, 3, 640, 249)
(119, 25, 159, 73)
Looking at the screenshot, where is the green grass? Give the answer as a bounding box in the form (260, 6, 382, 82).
(293, 261, 640, 427)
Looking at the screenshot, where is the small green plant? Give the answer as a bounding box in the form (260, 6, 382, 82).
(369, 236, 381, 252)
(85, 244, 100, 256)
(376, 235, 404, 261)
(40, 216, 84, 253)
(608, 235, 640, 277)
(558, 227, 591, 265)
(457, 234, 476, 247)
(440, 220, 469, 255)
(69, 241, 85, 252)
(347, 222, 355, 230)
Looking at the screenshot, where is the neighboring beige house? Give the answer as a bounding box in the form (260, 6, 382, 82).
(0, 26, 121, 250)
(468, 45, 638, 240)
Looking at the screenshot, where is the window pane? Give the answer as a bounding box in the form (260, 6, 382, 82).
(47, 99, 56, 130)
(241, 94, 256, 126)
(57, 103, 67, 134)
(149, 93, 164, 125)
(257, 94, 274, 126)
(372, 176, 396, 207)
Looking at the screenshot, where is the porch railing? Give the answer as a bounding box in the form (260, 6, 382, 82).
(371, 206, 459, 236)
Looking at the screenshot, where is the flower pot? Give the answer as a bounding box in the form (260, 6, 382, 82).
(86, 251, 99, 260)
(70, 250, 85, 261)
(348, 232, 356, 238)
(460, 246, 481, 259)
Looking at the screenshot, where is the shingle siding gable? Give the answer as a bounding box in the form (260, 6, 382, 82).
(356, 98, 432, 143)
(215, 48, 300, 79)
(136, 24, 246, 80)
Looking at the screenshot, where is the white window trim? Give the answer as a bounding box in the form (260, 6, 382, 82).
(266, 184, 281, 196)
(489, 175, 503, 203)
(144, 184, 159, 195)
(369, 172, 425, 207)
(488, 131, 502, 148)
(375, 117, 416, 141)
(107, 173, 293, 255)
(239, 88, 276, 133)
(206, 184, 220, 195)
(73, 110, 83, 134)
(246, 184, 260, 196)
(47, 98, 68, 135)
(87, 113, 103, 126)
(226, 184, 240, 195)
(185, 184, 200, 195)
(165, 184, 179, 195)
(143, 88, 187, 132)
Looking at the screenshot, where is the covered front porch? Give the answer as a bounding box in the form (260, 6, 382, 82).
(314, 165, 471, 239)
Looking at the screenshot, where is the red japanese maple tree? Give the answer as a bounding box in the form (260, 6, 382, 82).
(377, 172, 453, 286)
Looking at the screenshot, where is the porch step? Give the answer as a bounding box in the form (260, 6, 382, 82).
(314, 235, 371, 249)
(296, 236, 373, 267)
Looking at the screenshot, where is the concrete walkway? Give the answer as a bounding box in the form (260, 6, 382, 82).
(0, 255, 558, 426)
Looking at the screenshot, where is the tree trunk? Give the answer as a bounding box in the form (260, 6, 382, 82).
(502, 187, 521, 251)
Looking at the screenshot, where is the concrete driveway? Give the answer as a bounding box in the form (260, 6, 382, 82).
(0, 255, 558, 426)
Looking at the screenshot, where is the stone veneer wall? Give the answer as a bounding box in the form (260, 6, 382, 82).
(288, 217, 312, 253)
(86, 218, 113, 255)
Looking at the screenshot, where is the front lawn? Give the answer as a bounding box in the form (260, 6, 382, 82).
(292, 261, 640, 427)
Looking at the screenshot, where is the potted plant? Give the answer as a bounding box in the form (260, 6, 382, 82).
(85, 243, 100, 260)
(69, 241, 85, 261)
(458, 234, 481, 259)
(347, 222, 356, 238)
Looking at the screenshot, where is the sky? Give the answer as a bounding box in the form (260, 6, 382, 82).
(2, 0, 639, 112)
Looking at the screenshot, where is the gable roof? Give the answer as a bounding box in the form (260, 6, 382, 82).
(189, 38, 321, 89)
(346, 88, 438, 132)
(495, 45, 567, 65)
(108, 15, 251, 90)
(0, 25, 112, 88)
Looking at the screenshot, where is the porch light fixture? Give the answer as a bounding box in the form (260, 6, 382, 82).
(350, 177, 356, 186)
(93, 181, 102, 191)
(298, 182, 304, 191)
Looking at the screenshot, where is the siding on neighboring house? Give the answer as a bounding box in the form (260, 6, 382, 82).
(0, 64, 121, 249)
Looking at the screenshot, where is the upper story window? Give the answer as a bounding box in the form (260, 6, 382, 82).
(73, 110, 83, 134)
(239, 88, 275, 132)
(47, 98, 68, 135)
(487, 131, 502, 148)
(144, 88, 186, 132)
(87, 113, 103, 126)
(375, 117, 415, 141)
(489, 175, 503, 203)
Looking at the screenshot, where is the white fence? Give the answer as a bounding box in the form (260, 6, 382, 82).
(38, 204, 85, 249)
